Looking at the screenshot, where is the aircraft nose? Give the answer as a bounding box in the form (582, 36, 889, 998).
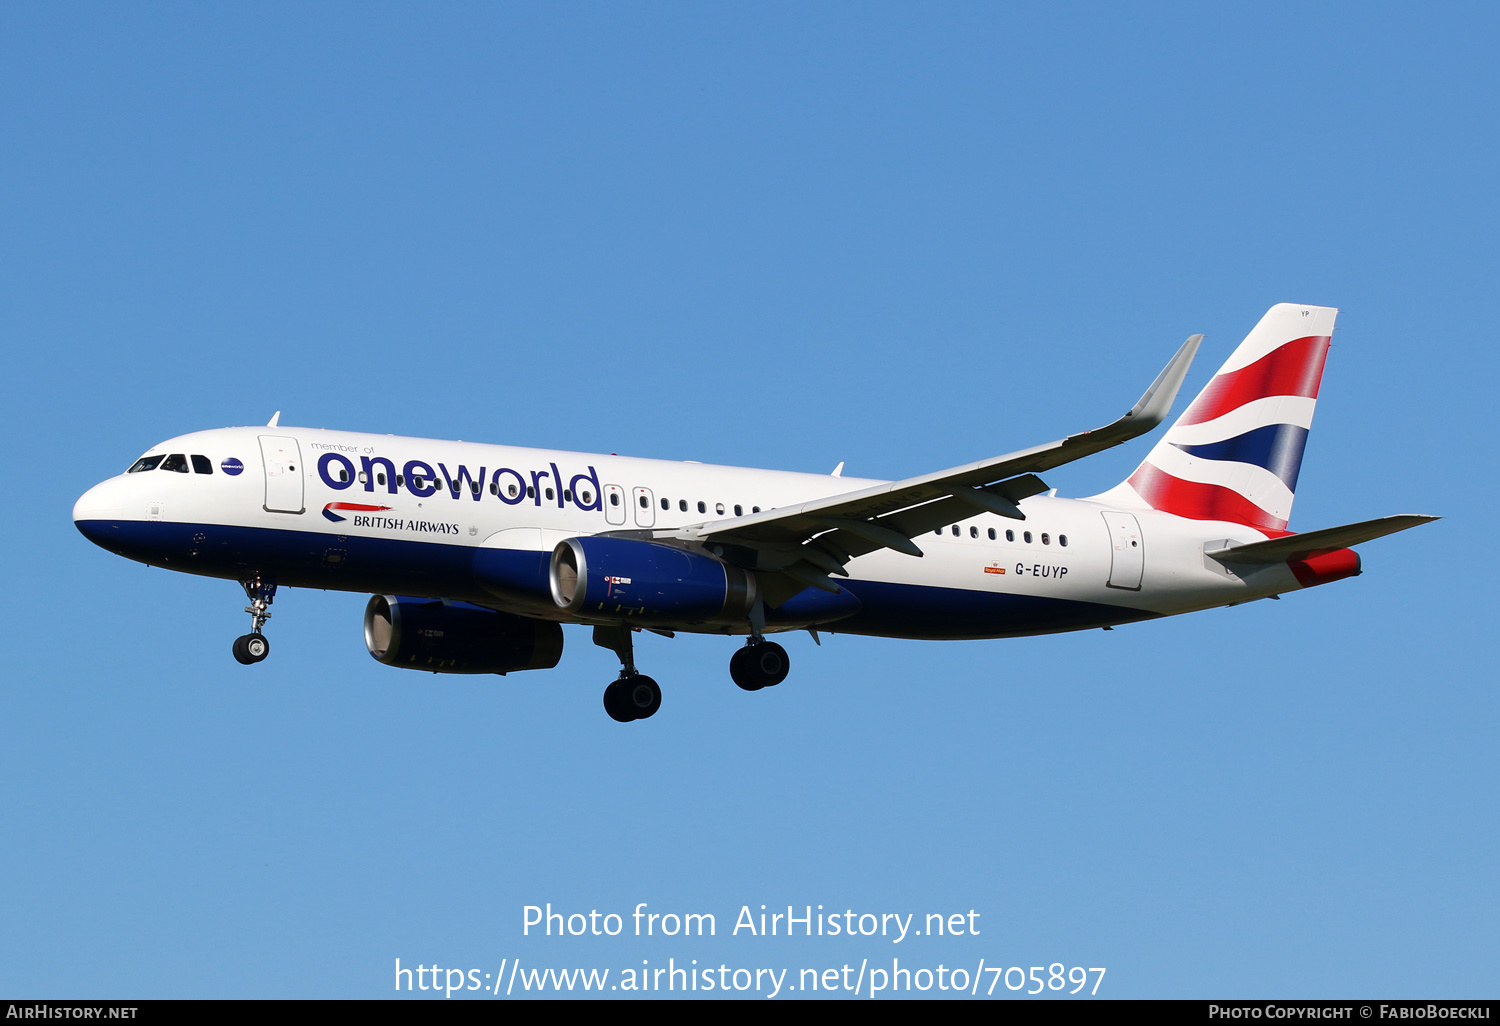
(73, 478, 130, 546)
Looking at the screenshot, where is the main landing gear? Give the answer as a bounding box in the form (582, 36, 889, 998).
(729, 640, 789, 691)
(232, 575, 277, 665)
(729, 599, 790, 691)
(593, 625, 661, 722)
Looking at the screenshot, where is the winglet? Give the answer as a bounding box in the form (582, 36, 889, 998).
(1122, 334, 1202, 430)
(1064, 334, 1201, 448)
(267, 411, 281, 428)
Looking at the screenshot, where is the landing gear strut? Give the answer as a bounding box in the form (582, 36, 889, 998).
(729, 600, 790, 691)
(232, 575, 276, 665)
(593, 625, 661, 722)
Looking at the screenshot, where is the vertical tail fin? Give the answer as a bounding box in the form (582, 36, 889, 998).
(1092, 303, 1337, 533)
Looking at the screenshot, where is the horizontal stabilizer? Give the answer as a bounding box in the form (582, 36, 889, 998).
(1205, 514, 1439, 565)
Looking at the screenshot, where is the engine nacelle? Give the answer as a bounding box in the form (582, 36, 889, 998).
(364, 595, 564, 674)
(550, 537, 756, 623)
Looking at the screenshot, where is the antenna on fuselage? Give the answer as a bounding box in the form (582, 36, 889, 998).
(267, 411, 281, 427)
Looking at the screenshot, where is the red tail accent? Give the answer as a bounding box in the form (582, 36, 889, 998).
(1177, 335, 1331, 426)
(1127, 463, 1288, 531)
(1289, 548, 1361, 587)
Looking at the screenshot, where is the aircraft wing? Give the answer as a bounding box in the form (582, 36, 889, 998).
(653, 333, 1203, 595)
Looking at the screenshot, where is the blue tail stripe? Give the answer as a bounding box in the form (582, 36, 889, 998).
(1172, 423, 1309, 491)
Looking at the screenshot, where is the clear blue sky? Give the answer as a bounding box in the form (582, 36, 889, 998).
(2, 2, 1494, 999)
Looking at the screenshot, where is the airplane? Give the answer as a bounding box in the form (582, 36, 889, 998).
(73, 304, 1435, 722)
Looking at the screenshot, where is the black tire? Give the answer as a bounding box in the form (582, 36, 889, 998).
(603, 679, 635, 722)
(233, 634, 269, 665)
(750, 641, 789, 687)
(624, 675, 662, 719)
(244, 634, 270, 662)
(729, 647, 764, 691)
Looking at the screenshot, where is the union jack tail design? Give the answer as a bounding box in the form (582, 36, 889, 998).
(1093, 303, 1337, 533)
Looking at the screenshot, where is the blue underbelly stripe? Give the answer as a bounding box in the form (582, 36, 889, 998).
(75, 519, 1157, 638)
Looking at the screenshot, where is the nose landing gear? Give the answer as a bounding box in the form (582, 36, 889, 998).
(232, 633, 270, 664)
(593, 624, 661, 722)
(232, 575, 277, 665)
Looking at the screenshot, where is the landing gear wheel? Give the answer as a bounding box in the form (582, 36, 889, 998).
(603, 679, 635, 722)
(624, 675, 661, 719)
(751, 641, 789, 687)
(729, 647, 764, 691)
(603, 675, 662, 722)
(233, 633, 270, 665)
(730, 641, 789, 690)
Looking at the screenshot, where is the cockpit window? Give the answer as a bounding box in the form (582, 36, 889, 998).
(191, 455, 213, 475)
(127, 455, 165, 473)
(161, 454, 190, 473)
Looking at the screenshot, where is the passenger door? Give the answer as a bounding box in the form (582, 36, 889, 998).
(259, 435, 305, 514)
(1101, 511, 1144, 589)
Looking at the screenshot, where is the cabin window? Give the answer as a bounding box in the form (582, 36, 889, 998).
(359, 471, 368, 484)
(716, 502, 725, 515)
(396, 475, 405, 488)
(679, 499, 688, 512)
(951, 525, 960, 536)
(545, 487, 554, 500)
(526, 486, 535, 499)
(1006, 529, 1014, 541)
(934, 529, 942, 536)
(472, 481, 481, 495)
(970, 526, 979, 538)
(563, 489, 572, 501)
(697, 501, 706, 514)
(161, 454, 190, 473)
(580, 490, 592, 504)
(609, 492, 620, 506)
(1059, 534, 1068, 547)
(379, 473, 388, 486)
(1023, 531, 1032, 543)
(988, 528, 996, 540)
(127, 455, 165, 473)
(1041, 533, 1050, 545)
(734, 505, 743, 516)
(661, 497, 669, 510)
(753, 506, 760, 514)
(508, 483, 519, 498)
(489, 481, 498, 495)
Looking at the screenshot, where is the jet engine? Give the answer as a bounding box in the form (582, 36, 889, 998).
(363, 595, 564, 674)
(549, 537, 755, 623)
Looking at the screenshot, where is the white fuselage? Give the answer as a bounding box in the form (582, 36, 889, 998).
(74, 425, 1300, 641)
